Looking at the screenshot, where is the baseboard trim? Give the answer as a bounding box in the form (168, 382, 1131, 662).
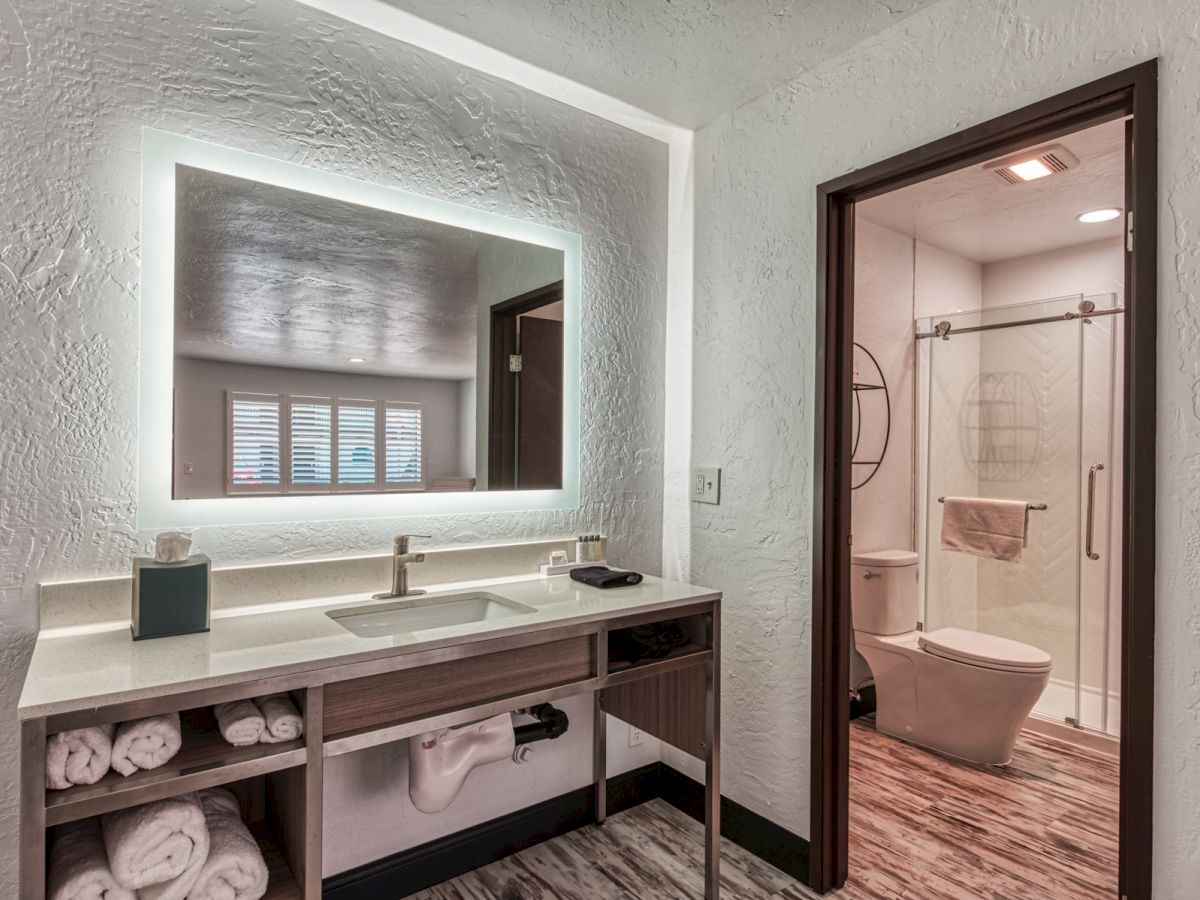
(322, 762, 809, 898)
(657, 765, 810, 883)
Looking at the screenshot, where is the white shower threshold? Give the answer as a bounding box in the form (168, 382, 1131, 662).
(1029, 676, 1121, 750)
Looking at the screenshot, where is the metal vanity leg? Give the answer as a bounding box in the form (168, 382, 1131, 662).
(705, 607, 721, 900)
(594, 689, 607, 824)
(20, 718, 46, 900)
(594, 626, 608, 825)
(303, 686, 324, 900)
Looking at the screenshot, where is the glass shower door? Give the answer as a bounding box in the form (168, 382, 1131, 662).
(918, 296, 1085, 725)
(1077, 299, 1123, 735)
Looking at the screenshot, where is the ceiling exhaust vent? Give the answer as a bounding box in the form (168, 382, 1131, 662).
(986, 144, 1079, 184)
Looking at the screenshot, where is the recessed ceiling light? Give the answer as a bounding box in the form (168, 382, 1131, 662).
(347, 357, 366, 363)
(984, 143, 1079, 184)
(1077, 208, 1122, 223)
(1007, 158, 1055, 181)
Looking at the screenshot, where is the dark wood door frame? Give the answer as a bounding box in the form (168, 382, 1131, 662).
(811, 61, 1158, 898)
(488, 281, 565, 489)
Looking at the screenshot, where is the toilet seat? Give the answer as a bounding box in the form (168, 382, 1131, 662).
(919, 627, 1052, 674)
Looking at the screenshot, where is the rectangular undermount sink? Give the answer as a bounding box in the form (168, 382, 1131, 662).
(326, 592, 536, 638)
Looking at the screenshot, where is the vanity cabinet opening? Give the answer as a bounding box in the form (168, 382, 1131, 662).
(44, 698, 308, 827)
(43, 771, 305, 900)
(606, 613, 711, 675)
(223, 772, 306, 900)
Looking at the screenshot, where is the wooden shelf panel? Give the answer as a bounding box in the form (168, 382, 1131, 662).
(607, 642, 709, 674)
(46, 709, 305, 826)
(605, 644, 711, 686)
(322, 635, 594, 737)
(602, 663, 708, 757)
(252, 822, 302, 900)
(323, 676, 598, 758)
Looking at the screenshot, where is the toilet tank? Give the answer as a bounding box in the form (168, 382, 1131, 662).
(850, 550, 919, 635)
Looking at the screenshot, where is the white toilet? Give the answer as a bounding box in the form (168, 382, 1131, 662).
(852, 549, 1052, 766)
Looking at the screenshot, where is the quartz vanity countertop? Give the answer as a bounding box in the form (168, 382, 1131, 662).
(18, 574, 720, 719)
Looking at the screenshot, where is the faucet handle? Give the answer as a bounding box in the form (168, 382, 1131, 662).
(393, 533, 431, 550)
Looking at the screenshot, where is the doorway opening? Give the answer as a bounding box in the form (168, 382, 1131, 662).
(488, 281, 565, 490)
(811, 62, 1156, 899)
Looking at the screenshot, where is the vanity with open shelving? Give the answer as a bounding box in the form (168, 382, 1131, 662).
(20, 577, 721, 900)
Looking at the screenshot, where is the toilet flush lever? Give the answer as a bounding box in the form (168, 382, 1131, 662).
(863, 570, 878, 580)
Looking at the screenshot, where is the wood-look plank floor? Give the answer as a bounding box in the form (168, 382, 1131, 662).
(405, 799, 812, 900)
(404, 720, 1117, 900)
(839, 717, 1119, 900)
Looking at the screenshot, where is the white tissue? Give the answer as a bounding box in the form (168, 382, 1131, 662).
(155, 532, 193, 564)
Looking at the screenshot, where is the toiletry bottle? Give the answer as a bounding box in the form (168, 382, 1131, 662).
(575, 535, 587, 564)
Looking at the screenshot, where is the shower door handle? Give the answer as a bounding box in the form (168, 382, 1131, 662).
(1086, 462, 1105, 561)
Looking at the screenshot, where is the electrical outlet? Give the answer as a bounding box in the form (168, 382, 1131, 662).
(628, 727, 644, 748)
(691, 465, 720, 504)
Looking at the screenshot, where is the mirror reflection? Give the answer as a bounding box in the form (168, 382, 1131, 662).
(171, 165, 565, 498)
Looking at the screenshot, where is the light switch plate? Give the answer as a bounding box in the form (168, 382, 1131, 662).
(691, 465, 721, 504)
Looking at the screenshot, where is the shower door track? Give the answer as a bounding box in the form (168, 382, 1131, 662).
(914, 305, 1123, 340)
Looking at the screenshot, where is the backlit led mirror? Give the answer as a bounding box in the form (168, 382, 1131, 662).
(170, 164, 565, 500)
(139, 130, 579, 528)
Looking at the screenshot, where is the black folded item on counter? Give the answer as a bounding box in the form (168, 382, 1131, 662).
(569, 565, 644, 589)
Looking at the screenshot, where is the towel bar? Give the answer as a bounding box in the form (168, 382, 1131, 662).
(937, 496, 1048, 511)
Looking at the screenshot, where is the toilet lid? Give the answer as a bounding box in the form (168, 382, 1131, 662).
(919, 627, 1052, 673)
(851, 549, 918, 567)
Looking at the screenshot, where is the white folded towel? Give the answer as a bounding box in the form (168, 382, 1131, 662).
(186, 788, 269, 900)
(102, 792, 210, 900)
(47, 818, 136, 900)
(254, 694, 303, 744)
(111, 712, 183, 777)
(213, 700, 264, 747)
(46, 724, 115, 790)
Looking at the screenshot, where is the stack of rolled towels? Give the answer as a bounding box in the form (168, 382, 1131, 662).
(47, 787, 269, 900)
(213, 694, 304, 747)
(46, 712, 183, 790)
(45, 694, 304, 791)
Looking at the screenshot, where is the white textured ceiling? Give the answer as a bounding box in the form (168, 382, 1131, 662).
(173, 165, 507, 380)
(378, 0, 940, 128)
(858, 118, 1126, 264)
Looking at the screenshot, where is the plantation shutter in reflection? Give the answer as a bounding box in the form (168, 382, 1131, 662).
(385, 403, 423, 486)
(337, 402, 377, 487)
(289, 399, 333, 487)
(229, 393, 281, 489)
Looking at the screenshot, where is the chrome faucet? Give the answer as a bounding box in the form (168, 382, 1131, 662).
(374, 534, 430, 599)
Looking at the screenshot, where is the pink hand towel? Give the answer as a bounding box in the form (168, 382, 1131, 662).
(940, 497, 1028, 562)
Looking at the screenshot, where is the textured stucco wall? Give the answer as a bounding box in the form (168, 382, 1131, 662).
(691, 0, 1200, 890)
(0, 0, 667, 891)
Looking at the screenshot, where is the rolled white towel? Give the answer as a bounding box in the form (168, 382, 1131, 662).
(111, 712, 183, 777)
(48, 818, 136, 900)
(101, 792, 210, 900)
(46, 724, 115, 790)
(254, 694, 303, 744)
(213, 700, 264, 747)
(186, 788, 269, 900)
